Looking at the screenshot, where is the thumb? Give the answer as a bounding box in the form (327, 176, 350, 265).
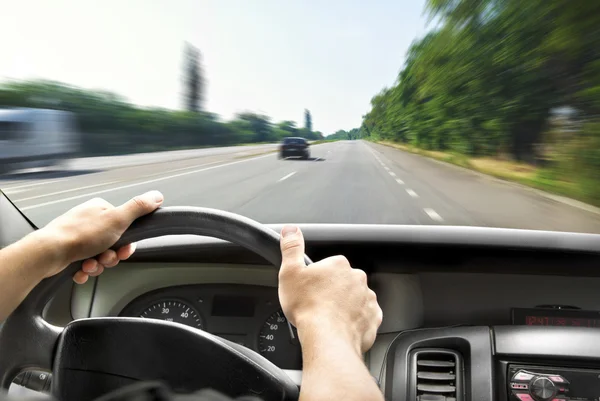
(116, 190, 164, 223)
(280, 225, 306, 270)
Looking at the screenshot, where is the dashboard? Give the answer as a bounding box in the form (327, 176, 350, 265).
(118, 284, 302, 370)
(13, 225, 600, 401)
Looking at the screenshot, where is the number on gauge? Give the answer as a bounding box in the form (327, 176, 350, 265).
(140, 300, 203, 329)
(258, 310, 302, 370)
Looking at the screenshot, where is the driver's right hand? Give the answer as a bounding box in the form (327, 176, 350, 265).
(278, 225, 383, 355)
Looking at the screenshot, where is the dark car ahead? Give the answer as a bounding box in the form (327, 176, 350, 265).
(279, 137, 310, 160)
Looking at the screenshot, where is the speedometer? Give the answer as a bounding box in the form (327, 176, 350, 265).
(258, 310, 302, 369)
(140, 300, 204, 329)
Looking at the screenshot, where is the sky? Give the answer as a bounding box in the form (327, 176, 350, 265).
(0, 0, 429, 134)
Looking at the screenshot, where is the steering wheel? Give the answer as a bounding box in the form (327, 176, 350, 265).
(0, 207, 313, 401)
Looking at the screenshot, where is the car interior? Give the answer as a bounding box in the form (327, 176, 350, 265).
(2, 190, 600, 401)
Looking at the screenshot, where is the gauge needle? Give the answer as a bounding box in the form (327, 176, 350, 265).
(287, 321, 300, 346)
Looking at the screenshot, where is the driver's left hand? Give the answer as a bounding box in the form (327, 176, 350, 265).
(38, 190, 164, 284)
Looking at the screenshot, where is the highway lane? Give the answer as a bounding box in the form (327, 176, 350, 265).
(2, 140, 600, 233)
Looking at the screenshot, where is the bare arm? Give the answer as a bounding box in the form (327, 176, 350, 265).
(0, 230, 62, 321)
(298, 320, 382, 401)
(0, 191, 163, 322)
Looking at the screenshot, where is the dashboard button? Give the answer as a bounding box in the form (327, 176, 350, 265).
(549, 376, 565, 383)
(26, 371, 49, 392)
(513, 371, 535, 381)
(515, 394, 534, 401)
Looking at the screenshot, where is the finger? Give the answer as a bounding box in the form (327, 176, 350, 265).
(280, 225, 306, 271)
(319, 255, 351, 268)
(116, 243, 137, 260)
(73, 271, 89, 284)
(98, 249, 119, 268)
(88, 264, 105, 277)
(82, 259, 99, 273)
(115, 190, 164, 223)
(353, 268, 368, 284)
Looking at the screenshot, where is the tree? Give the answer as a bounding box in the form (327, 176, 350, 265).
(182, 42, 204, 113)
(362, 0, 600, 161)
(304, 109, 312, 132)
(237, 112, 275, 142)
(277, 121, 298, 136)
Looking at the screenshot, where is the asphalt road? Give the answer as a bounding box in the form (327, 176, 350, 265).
(2, 140, 600, 233)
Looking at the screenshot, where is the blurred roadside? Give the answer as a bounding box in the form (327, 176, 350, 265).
(0, 80, 323, 175)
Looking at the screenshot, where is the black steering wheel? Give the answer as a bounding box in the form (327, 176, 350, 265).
(0, 207, 313, 401)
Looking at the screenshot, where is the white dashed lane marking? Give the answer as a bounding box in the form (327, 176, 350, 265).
(395, 178, 404, 185)
(278, 172, 296, 182)
(389, 172, 396, 177)
(406, 189, 419, 198)
(424, 208, 443, 222)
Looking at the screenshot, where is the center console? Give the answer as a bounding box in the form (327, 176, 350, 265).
(384, 325, 600, 401)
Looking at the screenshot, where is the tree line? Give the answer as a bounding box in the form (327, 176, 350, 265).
(359, 0, 600, 202)
(0, 80, 322, 156)
(328, 128, 361, 141)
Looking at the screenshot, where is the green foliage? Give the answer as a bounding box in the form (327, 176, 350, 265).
(361, 0, 600, 204)
(327, 128, 362, 140)
(0, 80, 323, 156)
(362, 0, 599, 160)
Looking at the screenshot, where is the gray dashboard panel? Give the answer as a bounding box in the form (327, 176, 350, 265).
(419, 272, 600, 326)
(370, 273, 423, 333)
(495, 325, 600, 359)
(89, 264, 279, 317)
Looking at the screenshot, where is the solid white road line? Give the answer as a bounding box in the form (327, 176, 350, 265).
(395, 178, 404, 185)
(3, 159, 226, 195)
(20, 153, 274, 211)
(14, 181, 120, 202)
(278, 172, 296, 182)
(406, 189, 419, 198)
(424, 208, 443, 222)
(389, 172, 396, 177)
(2, 178, 70, 192)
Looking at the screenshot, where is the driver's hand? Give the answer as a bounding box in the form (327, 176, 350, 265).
(39, 191, 164, 284)
(278, 225, 383, 355)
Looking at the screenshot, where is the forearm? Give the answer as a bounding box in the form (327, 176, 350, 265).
(298, 321, 384, 401)
(0, 230, 65, 321)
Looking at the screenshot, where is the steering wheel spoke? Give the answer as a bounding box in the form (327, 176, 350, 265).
(0, 264, 78, 388)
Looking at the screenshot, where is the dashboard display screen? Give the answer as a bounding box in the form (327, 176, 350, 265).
(512, 308, 600, 328)
(211, 295, 255, 317)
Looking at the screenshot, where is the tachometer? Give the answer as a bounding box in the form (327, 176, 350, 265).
(258, 309, 302, 369)
(140, 300, 204, 329)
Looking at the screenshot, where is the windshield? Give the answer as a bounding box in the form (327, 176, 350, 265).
(0, 1, 599, 233)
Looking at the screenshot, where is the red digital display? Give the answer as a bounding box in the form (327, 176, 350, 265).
(513, 308, 600, 328)
(525, 315, 600, 328)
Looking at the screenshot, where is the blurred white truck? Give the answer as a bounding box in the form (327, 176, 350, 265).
(0, 108, 79, 173)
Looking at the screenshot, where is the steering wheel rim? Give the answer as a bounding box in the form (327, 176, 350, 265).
(0, 206, 312, 398)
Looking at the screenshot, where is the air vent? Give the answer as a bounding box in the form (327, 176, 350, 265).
(410, 349, 464, 401)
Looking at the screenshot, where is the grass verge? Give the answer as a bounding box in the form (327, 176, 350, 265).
(375, 140, 589, 207)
